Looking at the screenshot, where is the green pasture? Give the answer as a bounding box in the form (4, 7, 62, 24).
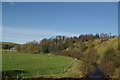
(2, 51, 74, 77)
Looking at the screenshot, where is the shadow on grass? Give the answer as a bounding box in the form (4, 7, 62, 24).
(1, 70, 118, 80)
(1, 77, 116, 80)
(2, 70, 27, 77)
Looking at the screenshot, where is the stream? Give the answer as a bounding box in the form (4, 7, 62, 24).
(88, 65, 110, 80)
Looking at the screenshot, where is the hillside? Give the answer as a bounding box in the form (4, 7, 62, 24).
(0, 42, 18, 45)
(79, 37, 119, 78)
(42, 36, 119, 78)
(80, 36, 118, 57)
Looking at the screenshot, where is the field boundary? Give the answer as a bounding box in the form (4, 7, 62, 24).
(63, 59, 77, 73)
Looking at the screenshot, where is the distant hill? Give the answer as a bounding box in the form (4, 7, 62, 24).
(0, 42, 18, 45)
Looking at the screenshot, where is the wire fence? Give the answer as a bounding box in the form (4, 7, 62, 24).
(63, 59, 77, 73)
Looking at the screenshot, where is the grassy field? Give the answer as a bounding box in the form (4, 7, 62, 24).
(2, 51, 75, 77)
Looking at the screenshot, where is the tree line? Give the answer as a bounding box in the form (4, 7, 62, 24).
(14, 33, 115, 60)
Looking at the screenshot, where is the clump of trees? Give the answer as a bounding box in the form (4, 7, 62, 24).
(15, 33, 114, 59)
(2, 44, 16, 50)
(15, 40, 41, 53)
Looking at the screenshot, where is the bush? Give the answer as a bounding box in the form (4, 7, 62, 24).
(2, 44, 14, 50)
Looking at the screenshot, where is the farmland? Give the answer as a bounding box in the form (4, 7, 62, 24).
(2, 36, 120, 79)
(2, 51, 75, 77)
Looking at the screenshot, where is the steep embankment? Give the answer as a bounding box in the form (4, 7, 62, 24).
(91, 37, 119, 78)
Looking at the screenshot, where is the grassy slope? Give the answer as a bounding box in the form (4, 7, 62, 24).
(2, 51, 74, 77)
(62, 37, 119, 78)
(95, 37, 118, 55)
(83, 37, 118, 58)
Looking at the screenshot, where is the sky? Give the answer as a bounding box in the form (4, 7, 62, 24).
(2, 2, 118, 44)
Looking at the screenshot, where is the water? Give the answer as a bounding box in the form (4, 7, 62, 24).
(88, 65, 109, 80)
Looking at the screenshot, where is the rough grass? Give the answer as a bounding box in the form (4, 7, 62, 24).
(2, 51, 74, 77)
(84, 37, 118, 57)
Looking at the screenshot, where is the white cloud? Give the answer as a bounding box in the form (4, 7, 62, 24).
(10, 2, 15, 5)
(3, 26, 80, 37)
(2, 26, 80, 43)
